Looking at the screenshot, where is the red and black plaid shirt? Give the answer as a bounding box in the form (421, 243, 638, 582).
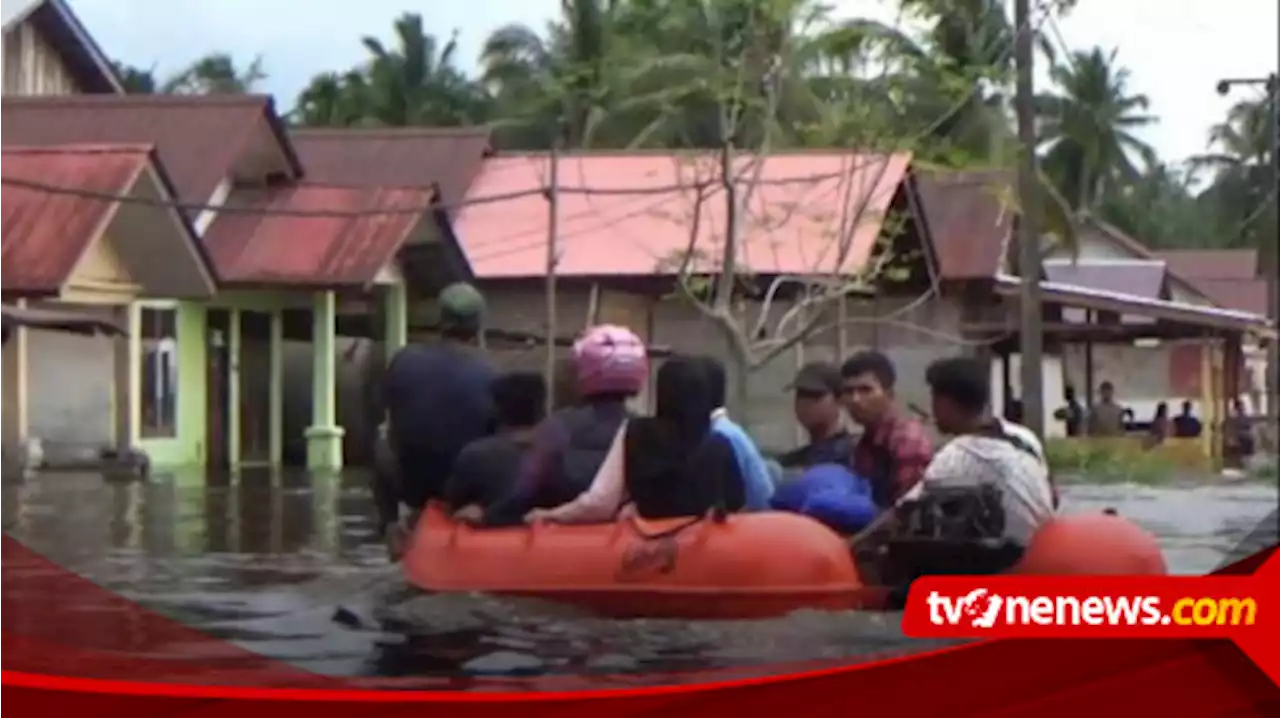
(852, 412, 934, 506)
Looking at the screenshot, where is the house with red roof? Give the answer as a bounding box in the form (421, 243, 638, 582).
(3, 94, 472, 472)
(297, 130, 1272, 455)
(2, 0, 1269, 473)
(1, 1, 475, 472)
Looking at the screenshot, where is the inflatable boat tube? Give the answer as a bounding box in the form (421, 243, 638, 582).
(402, 502, 879, 619)
(770, 463, 878, 534)
(1014, 512, 1167, 575)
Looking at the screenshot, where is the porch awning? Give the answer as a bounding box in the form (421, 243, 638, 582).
(993, 273, 1275, 339)
(1, 303, 127, 337)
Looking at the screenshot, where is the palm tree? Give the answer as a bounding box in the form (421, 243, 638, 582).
(291, 71, 371, 127)
(1035, 47, 1157, 211)
(162, 53, 266, 94)
(480, 0, 614, 148)
(1192, 97, 1276, 248)
(112, 61, 158, 93)
(357, 13, 487, 126)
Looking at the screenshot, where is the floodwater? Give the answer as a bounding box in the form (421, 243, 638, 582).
(2, 470, 1276, 682)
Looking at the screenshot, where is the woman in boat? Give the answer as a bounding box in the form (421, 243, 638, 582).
(464, 324, 649, 527)
(528, 354, 746, 523)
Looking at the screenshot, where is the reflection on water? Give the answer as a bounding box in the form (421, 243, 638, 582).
(2, 470, 1275, 680)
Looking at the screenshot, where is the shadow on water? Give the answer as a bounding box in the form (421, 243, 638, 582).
(2, 468, 1275, 680)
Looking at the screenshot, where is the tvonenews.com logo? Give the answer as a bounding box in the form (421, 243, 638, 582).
(924, 588, 1258, 629)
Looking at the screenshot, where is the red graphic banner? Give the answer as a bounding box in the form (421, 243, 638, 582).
(3, 535, 1279, 715)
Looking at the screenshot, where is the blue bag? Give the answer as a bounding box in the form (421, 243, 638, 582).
(770, 463, 878, 534)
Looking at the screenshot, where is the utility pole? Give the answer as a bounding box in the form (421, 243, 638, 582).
(544, 136, 561, 414)
(1014, 0, 1045, 437)
(1216, 74, 1279, 449)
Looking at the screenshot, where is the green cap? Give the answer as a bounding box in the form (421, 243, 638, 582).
(438, 282, 485, 329)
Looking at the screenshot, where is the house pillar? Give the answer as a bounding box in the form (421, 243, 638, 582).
(1199, 338, 1218, 466)
(112, 300, 138, 447)
(227, 308, 242, 469)
(305, 291, 344, 471)
(4, 299, 31, 446)
(268, 309, 284, 467)
(384, 282, 407, 361)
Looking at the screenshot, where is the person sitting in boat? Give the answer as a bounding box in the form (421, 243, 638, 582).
(527, 354, 746, 523)
(463, 324, 648, 527)
(840, 351, 934, 509)
(900, 356, 1058, 547)
(695, 355, 775, 510)
(441, 371, 546, 518)
(376, 282, 495, 557)
(777, 361, 854, 471)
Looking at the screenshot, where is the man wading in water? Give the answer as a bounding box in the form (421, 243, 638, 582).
(375, 282, 495, 559)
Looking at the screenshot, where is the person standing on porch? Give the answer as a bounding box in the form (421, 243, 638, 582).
(376, 282, 495, 558)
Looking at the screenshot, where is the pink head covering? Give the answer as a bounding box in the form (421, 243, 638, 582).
(572, 324, 649, 397)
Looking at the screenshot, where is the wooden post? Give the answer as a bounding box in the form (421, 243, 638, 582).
(544, 140, 561, 414)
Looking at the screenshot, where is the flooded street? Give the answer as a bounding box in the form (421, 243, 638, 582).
(2, 471, 1275, 681)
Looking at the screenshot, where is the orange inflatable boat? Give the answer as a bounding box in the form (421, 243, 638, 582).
(402, 504, 1166, 619)
(402, 502, 879, 619)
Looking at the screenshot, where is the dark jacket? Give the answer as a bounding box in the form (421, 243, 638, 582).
(482, 401, 631, 526)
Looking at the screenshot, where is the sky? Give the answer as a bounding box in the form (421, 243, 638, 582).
(67, 0, 1279, 165)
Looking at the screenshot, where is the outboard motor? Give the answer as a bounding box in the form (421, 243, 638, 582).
(858, 485, 1025, 609)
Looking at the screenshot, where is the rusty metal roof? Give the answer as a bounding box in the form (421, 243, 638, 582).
(288, 127, 492, 217)
(2, 144, 150, 295)
(915, 169, 1014, 280)
(1, 95, 302, 219)
(1156, 248, 1258, 279)
(201, 184, 436, 287)
(2, 0, 122, 93)
(1191, 278, 1268, 316)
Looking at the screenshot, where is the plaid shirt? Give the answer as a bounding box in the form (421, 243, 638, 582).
(852, 412, 934, 507)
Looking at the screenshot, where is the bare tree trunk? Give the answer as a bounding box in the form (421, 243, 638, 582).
(1015, 0, 1045, 437)
(544, 138, 561, 414)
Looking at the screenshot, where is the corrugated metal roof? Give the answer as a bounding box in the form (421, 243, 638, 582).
(1, 144, 149, 294)
(995, 273, 1273, 336)
(1156, 249, 1258, 280)
(1192, 278, 1268, 316)
(915, 169, 1013, 280)
(288, 127, 492, 217)
(454, 151, 911, 279)
(1, 95, 302, 219)
(1043, 260, 1168, 300)
(1077, 217, 1217, 306)
(201, 184, 435, 286)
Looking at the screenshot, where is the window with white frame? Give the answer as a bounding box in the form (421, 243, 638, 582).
(140, 308, 178, 438)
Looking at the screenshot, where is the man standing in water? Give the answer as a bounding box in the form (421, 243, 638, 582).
(376, 282, 495, 558)
(839, 351, 933, 509)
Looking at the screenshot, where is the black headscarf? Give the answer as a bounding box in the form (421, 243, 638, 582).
(694, 355, 729, 409)
(625, 355, 716, 493)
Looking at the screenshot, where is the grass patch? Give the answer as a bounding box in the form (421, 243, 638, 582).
(1045, 439, 1185, 485)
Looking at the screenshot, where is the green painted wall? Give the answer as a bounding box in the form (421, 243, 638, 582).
(137, 301, 207, 469)
(136, 291, 306, 473)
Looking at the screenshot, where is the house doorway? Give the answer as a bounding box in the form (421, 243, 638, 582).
(206, 309, 231, 470)
(238, 311, 273, 465)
